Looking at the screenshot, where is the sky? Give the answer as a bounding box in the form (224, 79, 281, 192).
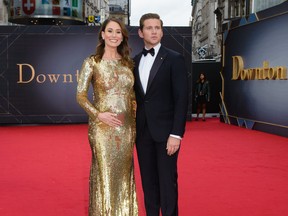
(130, 0, 192, 26)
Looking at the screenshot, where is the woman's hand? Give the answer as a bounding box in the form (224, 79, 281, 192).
(98, 112, 122, 127)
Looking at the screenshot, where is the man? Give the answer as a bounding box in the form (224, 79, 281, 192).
(133, 13, 188, 216)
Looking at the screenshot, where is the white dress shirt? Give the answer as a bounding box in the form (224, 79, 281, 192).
(139, 43, 161, 93)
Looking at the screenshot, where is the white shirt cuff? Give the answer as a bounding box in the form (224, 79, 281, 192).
(169, 134, 182, 140)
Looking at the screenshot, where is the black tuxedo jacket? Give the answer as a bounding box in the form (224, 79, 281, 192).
(133, 46, 188, 142)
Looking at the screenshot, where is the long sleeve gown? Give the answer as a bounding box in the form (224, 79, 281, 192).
(76, 57, 138, 216)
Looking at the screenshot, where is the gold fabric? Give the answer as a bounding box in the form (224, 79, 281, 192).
(77, 57, 138, 216)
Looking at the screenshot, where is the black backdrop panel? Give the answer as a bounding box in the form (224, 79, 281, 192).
(191, 62, 221, 114)
(0, 26, 192, 124)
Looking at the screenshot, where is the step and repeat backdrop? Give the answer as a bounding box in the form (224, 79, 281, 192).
(0, 26, 192, 124)
(221, 2, 288, 137)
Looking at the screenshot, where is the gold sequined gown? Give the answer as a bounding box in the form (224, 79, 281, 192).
(76, 57, 138, 216)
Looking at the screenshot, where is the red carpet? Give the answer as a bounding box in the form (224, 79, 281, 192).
(1, 119, 288, 216)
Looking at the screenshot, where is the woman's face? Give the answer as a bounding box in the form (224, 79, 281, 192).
(200, 74, 205, 80)
(102, 21, 123, 48)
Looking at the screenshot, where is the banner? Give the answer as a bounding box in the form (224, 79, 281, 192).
(222, 2, 288, 137)
(9, 0, 84, 23)
(0, 26, 192, 124)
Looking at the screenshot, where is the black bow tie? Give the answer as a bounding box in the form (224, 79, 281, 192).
(142, 48, 155, 56)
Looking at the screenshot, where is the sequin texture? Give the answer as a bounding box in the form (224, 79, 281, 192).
(77, 57, 138, 216)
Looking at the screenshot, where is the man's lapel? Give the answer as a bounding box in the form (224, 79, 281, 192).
(146, 46, 167, 92)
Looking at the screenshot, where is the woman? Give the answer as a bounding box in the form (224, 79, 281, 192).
(76, 18, 138, 216)
(195, 72, 210, 121)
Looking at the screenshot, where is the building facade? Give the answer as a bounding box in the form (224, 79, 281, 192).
(108, 0, 130, 25)
(85, 0, 109, 25)
(191, 0, 221, 62)
(0, 0, 8, 25)
(191, 0, 286, 62)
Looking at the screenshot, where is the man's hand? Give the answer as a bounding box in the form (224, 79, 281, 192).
(166, 136, 181, 156)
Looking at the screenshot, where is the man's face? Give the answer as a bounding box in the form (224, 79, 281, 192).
(138, 18, 163, 49)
